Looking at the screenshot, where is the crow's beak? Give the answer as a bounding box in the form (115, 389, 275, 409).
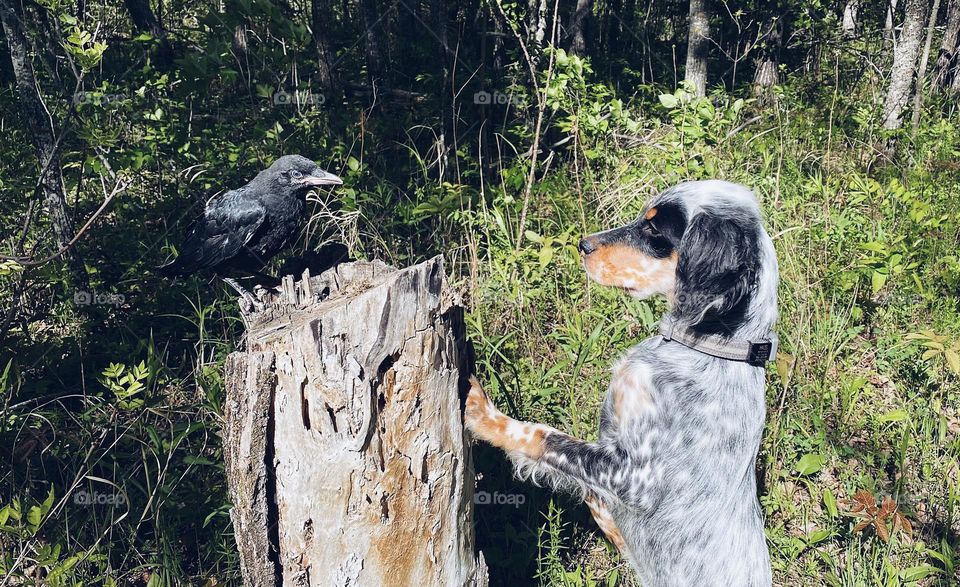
(302, 171, 343, 186)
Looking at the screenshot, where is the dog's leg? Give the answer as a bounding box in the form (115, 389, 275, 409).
(584, 493, 627, 553)
(465, 377, 638, 506)
(464, 375, 556, 460)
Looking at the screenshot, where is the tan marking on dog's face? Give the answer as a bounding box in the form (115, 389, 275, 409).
(582, 245, 678, 299)
(643, 207, 658, 220)
(610, 361, 652, 423)
(464, 376, 546, 459)
(584, 493, 627, 552)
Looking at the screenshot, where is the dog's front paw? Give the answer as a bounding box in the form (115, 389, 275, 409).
(465, 375, 494, 436)
(464, 375, 550, 459)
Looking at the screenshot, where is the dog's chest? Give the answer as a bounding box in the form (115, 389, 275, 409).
(608, 359, 653, 423)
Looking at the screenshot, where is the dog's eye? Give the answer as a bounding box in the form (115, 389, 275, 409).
(644, 222, 662, 237)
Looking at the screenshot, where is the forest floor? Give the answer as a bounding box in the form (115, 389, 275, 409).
(2, 81, 959, 586)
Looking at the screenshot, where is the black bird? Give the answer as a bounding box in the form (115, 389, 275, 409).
(159, 155, 342, 309)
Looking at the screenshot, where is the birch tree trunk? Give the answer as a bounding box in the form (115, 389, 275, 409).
(885, 0, 901, 49)
(685, 0, 709, 97)
(567, 0, 591, 55)
(842, 0, 859, 37)
(882, 0, 928, 131)
(934, 0, 960, 89)
(911, 0, 940, 129)
(753, 6, 783, 101)
(528, 0, 548, 57)
(224, 258, 489, 587)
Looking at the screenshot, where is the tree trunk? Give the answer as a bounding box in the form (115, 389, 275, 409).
(0, 0, 86, 287)
(685, 0, 709, 96)
(124, 0, 174, 65)
(753, 7, 783, 100)
(885, 0, 900, 49)
(525, 0, 549, 65)
(934, 0, 960, 89)
(882, 0, 928, 131)
(311, 0, 338, 94)
(224, 258, 489, 587)
(911, 0, 940, 129)
(359, 0, 387, 85)
(433, 0, 451, 184)
(123, 0, 163, 37)
(567, 0, 591, 55)
(842, 0, 859, 37)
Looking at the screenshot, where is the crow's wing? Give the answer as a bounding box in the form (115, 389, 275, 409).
(159, 188, 266, 275)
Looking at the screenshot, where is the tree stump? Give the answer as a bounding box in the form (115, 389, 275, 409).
(223, 257, 488, 587)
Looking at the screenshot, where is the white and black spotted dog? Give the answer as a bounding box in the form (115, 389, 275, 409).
(466, 180, 778, 587)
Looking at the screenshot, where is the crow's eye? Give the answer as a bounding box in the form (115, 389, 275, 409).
(290, 170, 303, 179)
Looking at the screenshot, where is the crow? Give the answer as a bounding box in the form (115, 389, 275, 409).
(159, 155, 342, 310)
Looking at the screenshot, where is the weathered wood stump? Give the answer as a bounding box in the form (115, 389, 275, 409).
(223, 257, 488, 586)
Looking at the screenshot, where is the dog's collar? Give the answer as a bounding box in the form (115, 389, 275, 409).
(659, 315, 778, 367)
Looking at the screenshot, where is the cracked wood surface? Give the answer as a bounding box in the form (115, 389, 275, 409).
(224, 257, 488, 587)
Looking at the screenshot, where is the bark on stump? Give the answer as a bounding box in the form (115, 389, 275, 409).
(223, 257, 488, 586)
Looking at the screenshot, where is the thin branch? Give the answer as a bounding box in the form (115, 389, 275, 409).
(1, 178, 130, 267)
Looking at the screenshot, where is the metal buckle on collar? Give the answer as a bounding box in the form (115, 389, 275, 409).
(747, 339, 776, 366)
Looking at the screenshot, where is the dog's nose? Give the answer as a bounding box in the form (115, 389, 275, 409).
(578, 238, 597, 255)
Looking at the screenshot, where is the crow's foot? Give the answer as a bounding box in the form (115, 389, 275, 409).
(223, 277, 265, 313)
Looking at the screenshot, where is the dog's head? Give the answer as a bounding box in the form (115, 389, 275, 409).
(579, 181, 770, 336)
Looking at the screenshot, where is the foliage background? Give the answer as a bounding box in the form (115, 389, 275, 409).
(0, 0, 959, 585)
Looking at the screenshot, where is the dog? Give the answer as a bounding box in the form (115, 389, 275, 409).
(465, 180, 778, 587)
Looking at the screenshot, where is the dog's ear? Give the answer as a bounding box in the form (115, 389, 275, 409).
(674, 213, 760, 335)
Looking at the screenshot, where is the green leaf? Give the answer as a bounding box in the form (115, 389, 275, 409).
(860, 241, 889, 253)
(944, 349, 960, 373)
(658, 94, 679, 109)
(877, 409, 909, 423)
(538, 246, 554, 268)
(26, 505, 42, 533)
(899, 565, 938, 581)
(795, 453, 825, 476)
(806, 528, 833, 544)
(524, 230, 543, 244)
(41, 486, 55, 515)
(605, 569, 619, 587)
(871, 270, 887, 294)
(823, 488, 838, 518)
